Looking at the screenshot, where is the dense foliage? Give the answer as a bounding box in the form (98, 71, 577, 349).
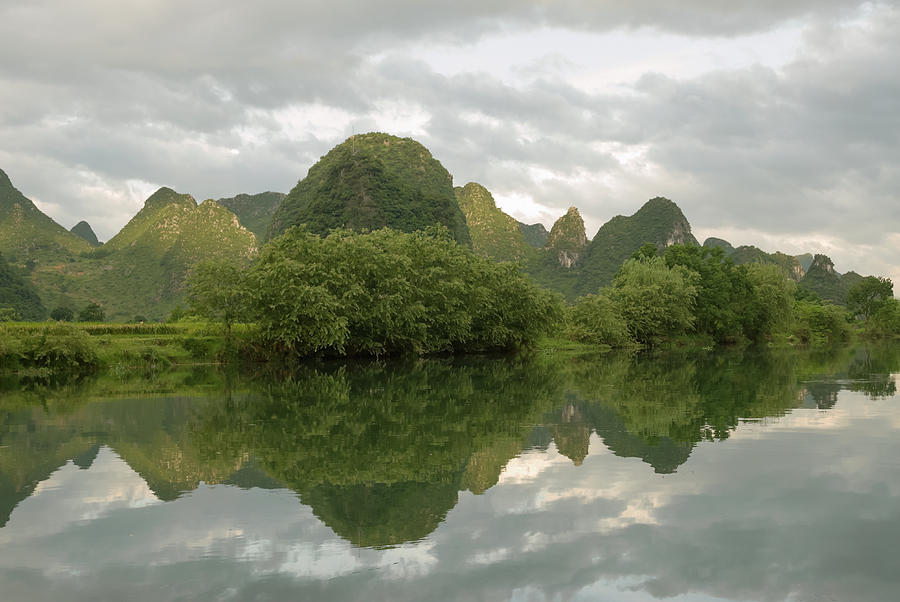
(0, 251, 47, 320)
(269, 133, 471, 246)
(191, 226, 563, 357)
(846, 276, 893, 330)
(456, 182, 533, 262)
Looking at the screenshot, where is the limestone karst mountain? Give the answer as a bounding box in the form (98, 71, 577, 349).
(31, 187, 257, 321)
(269, 132, 471, 246)
(518, 221, 549, 248)
(69, 220, 100, 246)
(455, 182, 533, 262)
(0, 168, 92, 264)
(574, 197, 698, 296)
(545, 206, 588, 269)
(798, 254, 862, 305)
(216, 191, 285, 240)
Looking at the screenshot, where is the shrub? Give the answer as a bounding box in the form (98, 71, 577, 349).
(567, 294, 632, 347)
(792, 301, 850, 345)
(19, 322, 99, 372)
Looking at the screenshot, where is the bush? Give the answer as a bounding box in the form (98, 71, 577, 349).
(567, 294, 632, 347)
(18, 322, 99, 372)
(241, 226, 563, 356)
(871, 298, 900, 338)
(792, 301, 850, 345)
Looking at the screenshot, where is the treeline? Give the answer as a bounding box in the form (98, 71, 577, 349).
(567, 243, 899, 347)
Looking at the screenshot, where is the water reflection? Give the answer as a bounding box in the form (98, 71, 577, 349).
(1, 344, 899, 601)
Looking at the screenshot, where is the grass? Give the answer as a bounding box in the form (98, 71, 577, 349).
(0, 321, 246, 374)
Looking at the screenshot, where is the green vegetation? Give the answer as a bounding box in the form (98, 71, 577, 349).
(575, 197, 698, 296)
(50, 306, 74, 321)
(798, 254, 860, 305)
(233, 226, 563, 357)
(30, 189, 257, 322)
(0, 168, 92, 265)
(69, 220, 100, 245)
(77, 301, 105, 322)
(217, 191, 285, 240)
(0, 251, 46, 320)
(269, 133, 471, 246)
(846, 276, 893, 332)
(456, 182, 533, 261)
(518, 220, 549, 248)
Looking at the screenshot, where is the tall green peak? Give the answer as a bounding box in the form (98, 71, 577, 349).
(574, 197, 698, 295)
(269, 132, 471, 246)
(546, 206, 587, 268)
(455, 182, 532, 261)
(518, 221, 549, 248)
(70, 220, 100, 246)
(799, 254, 852, 305)
(0, 168, 91, 263)
(217, 191, 285, 240)
(104, 187, 197, 251)
(30, 190, 257, 321)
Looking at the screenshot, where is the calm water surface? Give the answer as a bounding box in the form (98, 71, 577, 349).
(1, 345, 898, 601)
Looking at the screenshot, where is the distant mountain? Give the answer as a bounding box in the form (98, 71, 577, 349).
(217, 191, 285, 240)
(455, 182, 532, 262)
(32, 188, 257, 321)
(518, 221, 549, 248)
(798, 254, 861, 305)
(0, 251, 46, 320)
(796, 253, 814, 273)
(0, 168, 92, 264)
(69, 220, 100, 246)
(575, 197, 698, 296)
(702, 237, 735, 255)
(269, 132, 471, 246)
(545, 207, 587, 268)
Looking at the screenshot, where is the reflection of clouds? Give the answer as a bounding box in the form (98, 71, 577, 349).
(0, 388, 898, 601)
(1, 447, 160, 542)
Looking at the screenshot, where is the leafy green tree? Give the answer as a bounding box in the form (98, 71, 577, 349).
(567, 294, 632, 347)
(0, 307, 18, 322)
(50, 306, 74, 322)
(244, 226, 562, 357)
(792, 301, 850, 345)
(871, 298, 900, 337)
(77, 302, 105, 322)
(186, 260, 250, 334)
(663, 244, 748, 342)
(609, 256, 698, 345)
(846, 276, 894, 332)
(741, 263, 796, 341)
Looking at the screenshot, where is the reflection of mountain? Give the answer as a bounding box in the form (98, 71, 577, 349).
(2, 344, 897, 545)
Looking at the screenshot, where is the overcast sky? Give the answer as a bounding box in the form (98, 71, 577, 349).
(1, 0, 897, 284)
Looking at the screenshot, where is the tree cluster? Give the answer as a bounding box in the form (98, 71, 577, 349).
(188, 226, 563, 357)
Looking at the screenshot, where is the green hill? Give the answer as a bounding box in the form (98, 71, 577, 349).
(575, 197, 698, 295)
(455, 182, 532, 262)
(0, 251, 46, 320)
(703, 238, 807, 281)
(518, 221, 549, 248)
(31, 189, 257, 321)
(69, 221, 100, 246)
(0, 168, 92, 265)
(269, 132, 471, 246)
(217, 191, 285, 240)
(702, 237, 735, 255)
(798, 254, 855, 305)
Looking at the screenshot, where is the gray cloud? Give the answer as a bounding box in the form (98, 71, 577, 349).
(0, 0, 897, 283)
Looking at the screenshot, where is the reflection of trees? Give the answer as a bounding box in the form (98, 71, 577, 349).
(2, 344, 897, 545)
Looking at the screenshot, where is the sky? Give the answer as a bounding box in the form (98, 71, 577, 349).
(1, 0, 898, 284)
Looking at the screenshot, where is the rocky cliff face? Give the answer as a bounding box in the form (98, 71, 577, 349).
(546, 207, 587, 268)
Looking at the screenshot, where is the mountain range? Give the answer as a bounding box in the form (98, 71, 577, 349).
(0, 133, 869, 319)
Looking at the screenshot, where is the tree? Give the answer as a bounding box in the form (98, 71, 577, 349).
(609, 256, 698, 345)
(741, 263, 795, 342)
(78, 302, 105, 322)
(186, 259, 250, 335)
(567, 294, 632, 347)
(50, 306, 74, 322)
(846, 276, 894, 332)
